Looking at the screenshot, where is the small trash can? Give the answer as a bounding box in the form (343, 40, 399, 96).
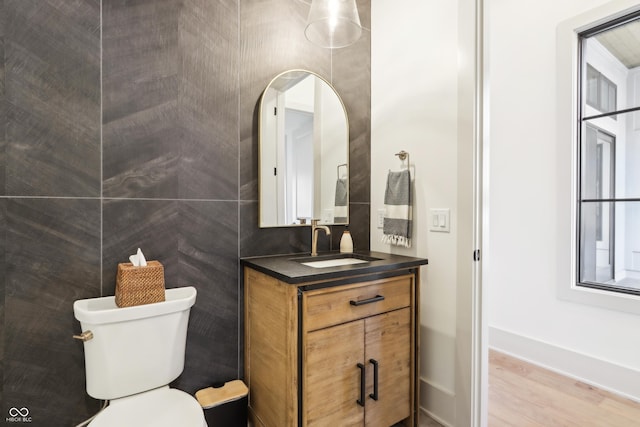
(196, 380, 248, 427)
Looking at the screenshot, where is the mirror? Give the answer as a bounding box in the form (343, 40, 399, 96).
(259, 70, 349, 227)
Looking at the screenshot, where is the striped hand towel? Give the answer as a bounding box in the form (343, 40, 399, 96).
(382, 169, 412, 248)
(334, 178, 348, 223)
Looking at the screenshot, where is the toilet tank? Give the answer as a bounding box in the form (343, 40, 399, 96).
(73, 286, 197, 400)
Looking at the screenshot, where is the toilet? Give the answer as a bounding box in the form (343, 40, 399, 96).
(73, 286, 207, 427)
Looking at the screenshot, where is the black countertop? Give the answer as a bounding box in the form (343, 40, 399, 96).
(241, 251, 428, 284)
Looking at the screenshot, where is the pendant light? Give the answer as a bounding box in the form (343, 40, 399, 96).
(304, 0, 362, 49)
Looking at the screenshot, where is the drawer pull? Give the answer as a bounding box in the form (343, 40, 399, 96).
(350, 295, 385, 306)
(357, 363, 366, 407)
(369, 359, 379, 401)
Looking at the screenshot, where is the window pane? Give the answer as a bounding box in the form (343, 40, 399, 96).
(608, 83, 617, 113)
(579, 201, 613, 284)
(599, 79, 610, 112)
(579, 201, 640, 294)
(582, 19, 640, 113)
(582, 116, 640, 199)
(581, 124, 614, 199)
(586, 65, 599, 108)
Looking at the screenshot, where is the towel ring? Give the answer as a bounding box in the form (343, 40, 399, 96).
(395, 150, 410, 165)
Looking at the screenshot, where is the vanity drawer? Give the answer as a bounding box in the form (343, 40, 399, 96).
(303, 275, 412, 332)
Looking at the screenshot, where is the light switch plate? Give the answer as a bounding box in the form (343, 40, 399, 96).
(322, 209, 333, 224)
(377, 209, 386, 229)
(429, 208, 450, 233)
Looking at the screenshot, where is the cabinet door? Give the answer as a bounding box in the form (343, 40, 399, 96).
(364, 308, 412, 427)
(304, 320, 365, 427)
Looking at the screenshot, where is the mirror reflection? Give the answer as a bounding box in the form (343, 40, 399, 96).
(259, 70, 349, 227)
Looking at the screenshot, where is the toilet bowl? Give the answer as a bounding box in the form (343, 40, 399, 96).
(73, 286, 206, 427)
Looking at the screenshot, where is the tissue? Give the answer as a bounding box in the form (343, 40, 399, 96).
(129, 248, 148, 267)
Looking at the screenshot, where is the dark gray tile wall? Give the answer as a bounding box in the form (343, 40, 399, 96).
(102, 0, 180, 199)
(2, 1, 102, 424)
(4, 198, 101, 425)
(0, 0, 5, 196)
(0, 0, 370, 425)
(0, 200, 5, 414)
(0, 0, 4, 413)
(5, 0, 101, 198)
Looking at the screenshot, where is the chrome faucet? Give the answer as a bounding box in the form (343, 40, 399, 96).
(311, 219, 331, 256)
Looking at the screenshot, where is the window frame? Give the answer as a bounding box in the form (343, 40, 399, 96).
(576, 12, 640, 297)
(557, 0, 640, 314)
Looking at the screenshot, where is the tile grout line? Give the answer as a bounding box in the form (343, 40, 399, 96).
(0, 196, 240, 202)
(99, 0, 104, 298)
(236, 0, 242, 381)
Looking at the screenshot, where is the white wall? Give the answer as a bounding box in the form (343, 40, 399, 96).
(489, 0, 640, 400)
(371, 0, 459, 423)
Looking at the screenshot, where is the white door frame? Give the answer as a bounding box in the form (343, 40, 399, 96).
(456, 0, 488, 425)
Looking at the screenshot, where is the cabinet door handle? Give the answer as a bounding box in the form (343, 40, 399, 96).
(357, 363, 366, 407)
(369, 359, 379, 401)
(349, 295, 385, 306)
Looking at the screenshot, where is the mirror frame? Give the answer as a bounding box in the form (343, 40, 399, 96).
(258, 69, 350, 228)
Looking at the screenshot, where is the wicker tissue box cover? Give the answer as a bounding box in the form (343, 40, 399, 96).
(115, 260, 166, 307)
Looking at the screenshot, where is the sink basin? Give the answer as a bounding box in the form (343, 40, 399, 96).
(301, 258, 369, 268)
(292, 253, 381, 269)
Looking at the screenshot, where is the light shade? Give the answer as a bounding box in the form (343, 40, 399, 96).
(304, 0, 362, 49)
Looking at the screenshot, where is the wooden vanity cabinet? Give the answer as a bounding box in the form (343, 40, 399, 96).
(244, 267, 419, 427)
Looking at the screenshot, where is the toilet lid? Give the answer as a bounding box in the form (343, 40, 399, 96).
(89, 387, 206, 427)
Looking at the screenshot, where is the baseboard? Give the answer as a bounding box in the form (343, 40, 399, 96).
(419, 378, 455, 426)
(419, 407, 453, 427)
(490, 326, 640, 402)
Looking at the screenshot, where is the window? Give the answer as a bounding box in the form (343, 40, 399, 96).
(577, 12, 640, 296)
(586, 64, 617, 117)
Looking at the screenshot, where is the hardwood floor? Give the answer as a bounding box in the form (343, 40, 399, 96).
(420, 413, 445, 426)
(421, 350, 640, 426)
(489, 349, 640, 426)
